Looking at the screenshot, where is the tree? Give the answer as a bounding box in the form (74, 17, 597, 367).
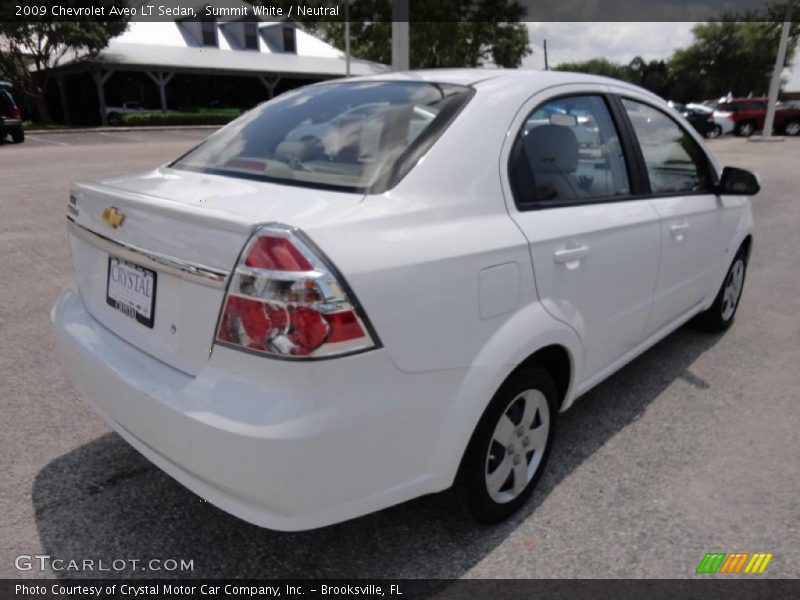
(0, 2, 128, 123)
(667, 9, 800, 101)
(555, 58, 631, 81)
(292, 0, 531, 68)
(555, 56, 670, 97)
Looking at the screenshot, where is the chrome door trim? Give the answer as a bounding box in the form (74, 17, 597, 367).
(67, 217, 229, 289)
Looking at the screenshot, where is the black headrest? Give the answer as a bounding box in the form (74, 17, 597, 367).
(524, 124, 579, 174)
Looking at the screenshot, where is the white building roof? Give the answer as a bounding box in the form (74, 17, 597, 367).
(57, 4, 386, 79)
(85, 40, 386, 78)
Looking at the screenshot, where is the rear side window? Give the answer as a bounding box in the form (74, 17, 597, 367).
(621, 98, 713, 194)
(509, 95, 631, 207)
(172, 81, 472, 193)
(0, 89, 15, 115)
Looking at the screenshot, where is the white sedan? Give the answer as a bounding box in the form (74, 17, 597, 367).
(53, 70, 758, 530)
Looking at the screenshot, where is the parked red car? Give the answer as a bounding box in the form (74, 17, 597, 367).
(708, 97, 800, 137)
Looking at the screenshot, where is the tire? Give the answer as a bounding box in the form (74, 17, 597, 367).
(10, 127, 24, 144)
(783, 120, 800, 136)
(454, 365, 558, 524)
(691, 249, 748, 332)
(107, 112, 121, 126)
(706, 124, 722, 139)
(735, 121, 755, 137)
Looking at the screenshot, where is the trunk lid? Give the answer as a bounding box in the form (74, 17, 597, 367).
(68, 167, 364, 375)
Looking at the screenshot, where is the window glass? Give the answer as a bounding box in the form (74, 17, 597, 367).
(282, 27, 296, 53)
(514, 95, 630, 204)
(201, 21, 217, 46)
(244, 23, 259, 50)
(0, 89, 14, 115)
(171, 81, 471, 192)
(622, 98, 713, 194)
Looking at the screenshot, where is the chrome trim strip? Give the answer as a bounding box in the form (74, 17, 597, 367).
(67, 217, 229, 289)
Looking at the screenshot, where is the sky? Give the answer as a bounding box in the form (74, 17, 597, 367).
(520, 22, 800, 91)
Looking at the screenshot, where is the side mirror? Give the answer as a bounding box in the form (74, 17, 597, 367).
(716, 166, 760, 196)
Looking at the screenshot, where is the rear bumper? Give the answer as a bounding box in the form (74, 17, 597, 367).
(52, 284, 474, 530)
(0, 119, 22, 133)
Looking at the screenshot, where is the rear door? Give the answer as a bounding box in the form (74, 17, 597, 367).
(503, 88, 661, 384)
(616, 95, 723, 336)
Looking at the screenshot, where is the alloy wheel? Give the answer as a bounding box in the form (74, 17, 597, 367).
(721, 258, 745, 322)
(485, 389, 550, 504)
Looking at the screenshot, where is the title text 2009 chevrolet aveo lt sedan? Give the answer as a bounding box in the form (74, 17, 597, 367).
(52, 70, 759, 530)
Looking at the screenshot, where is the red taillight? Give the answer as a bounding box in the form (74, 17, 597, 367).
(215, 225, 376, 359)
(244, 236, 313, 271)
(12, 107, 21, 119)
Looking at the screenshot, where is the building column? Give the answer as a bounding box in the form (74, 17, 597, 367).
(258, 75, 281, 100)
(91, 68, 113, 125)
(145, 71, 174, 112)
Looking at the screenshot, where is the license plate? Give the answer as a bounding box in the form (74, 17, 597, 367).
(106, 257, 157, 328)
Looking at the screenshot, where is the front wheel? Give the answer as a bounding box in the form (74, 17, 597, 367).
(692, 251, 747, 332)
(454, 366, 558, 524)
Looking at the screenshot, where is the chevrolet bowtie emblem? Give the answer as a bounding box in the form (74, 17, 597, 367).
(101, 207, 125, 229)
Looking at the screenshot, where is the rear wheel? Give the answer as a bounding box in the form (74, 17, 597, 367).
(692, 250, 747, 332)
(10, 127, 24, 144)
(706, 124, 722, 139)
(454, 366, 558, 524)
(783, 120, 800, 136)
(735, 121, 755, 137)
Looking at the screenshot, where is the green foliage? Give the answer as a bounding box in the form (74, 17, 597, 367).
(120, 111, 242, 127)
(556, 4, 800, 102)
(668, 19, 800, 100)
(0, 1, 129, 122)
(555, 56, 670, 98)
(290, 0, 531, 68)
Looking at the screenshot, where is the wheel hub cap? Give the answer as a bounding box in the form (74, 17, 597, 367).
(485, 388, 551, 504)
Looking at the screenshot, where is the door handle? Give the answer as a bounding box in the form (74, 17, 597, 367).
(553, 245, 590, 264)
(669, 223, 689, 237)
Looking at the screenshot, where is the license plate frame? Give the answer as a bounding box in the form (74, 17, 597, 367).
(106, 256, 157, 328)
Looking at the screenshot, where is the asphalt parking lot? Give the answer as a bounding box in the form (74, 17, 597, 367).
(1, 130, 798, 580)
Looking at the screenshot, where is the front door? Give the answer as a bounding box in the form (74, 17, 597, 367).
(618, 97, 722, 336)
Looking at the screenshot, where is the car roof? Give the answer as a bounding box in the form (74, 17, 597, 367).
(338, 68, 663, 104)
(345, 68, 629, 86)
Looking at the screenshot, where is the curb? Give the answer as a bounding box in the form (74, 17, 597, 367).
(25, 125, 221, 134)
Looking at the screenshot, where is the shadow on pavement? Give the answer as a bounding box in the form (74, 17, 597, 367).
(33, 326, 719, 579)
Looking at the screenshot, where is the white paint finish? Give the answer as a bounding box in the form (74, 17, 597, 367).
(479, 263, 520, 320)
(643, 193, 723, 336)
(513, 201, 662, 381)
(52, 69, 755, 530)
(52, 285, 484, 530)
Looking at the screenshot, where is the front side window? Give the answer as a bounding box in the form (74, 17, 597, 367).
(622, 98, 713, 194)
(171, 81, 472, 192)
(510, 95, 630, 206)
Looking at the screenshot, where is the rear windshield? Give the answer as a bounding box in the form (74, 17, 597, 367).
(171, 81, 472, 193)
